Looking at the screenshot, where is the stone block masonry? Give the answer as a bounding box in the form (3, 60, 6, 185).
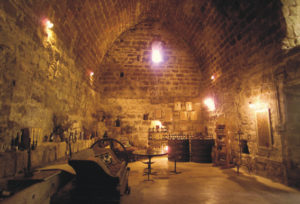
(0, 140, 95, 178)
(1, 0, 300, 189)
(196, 0, 300, 187)
(0, 1, 103, 146)
(0, 1, 104, 178)
(98, 21, 203, 99)
(96, 21, 204, 146)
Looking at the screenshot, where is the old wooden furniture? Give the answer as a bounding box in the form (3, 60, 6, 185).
(214, 124, 231, 168)
(68, 138, 130, 200)
(133, 149, 167, 181)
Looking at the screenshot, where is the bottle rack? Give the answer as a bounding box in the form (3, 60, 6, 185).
(148, 132, 195, 141)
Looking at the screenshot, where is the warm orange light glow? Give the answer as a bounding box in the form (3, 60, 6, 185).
(255, 108, 269, 113)
(249, 102, 268, 110)
(42, 19, 54, 31)
(249, 103, 255, 109)
(88, 71, 94, 86)
(46, 20, 53, 29)
(152, 42, 163, 64)
(42, 18, 55, 43)
(164, 146, 168, 152)
(211, 75, 215, 80)
(152, 49, 162, 63)
(47, 30, 52, 38)
(42, 18, 53, 29)
(204, 98, 215, 111)
(151, 120, 162, 128)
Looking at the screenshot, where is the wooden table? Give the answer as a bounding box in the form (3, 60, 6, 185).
(133, 150, 167, 181)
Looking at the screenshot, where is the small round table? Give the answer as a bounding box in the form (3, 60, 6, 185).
(133, 150, 167, 181)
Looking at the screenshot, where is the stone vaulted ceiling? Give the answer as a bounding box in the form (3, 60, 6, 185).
(12, 0, 286, 77)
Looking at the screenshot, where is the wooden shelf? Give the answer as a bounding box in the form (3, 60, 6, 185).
(214, 124, 231, 168)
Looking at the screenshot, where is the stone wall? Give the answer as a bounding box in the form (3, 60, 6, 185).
(277, 49, 300, 187)
(281, 0, 300, 49)
(96, 21, 204, 146)
(1, 0, 299, 188)
(0, 1, 103, 149)
(231, 68, 285, 183)
(0, 1, 105, 178)
(98, 21, 203, 99)
(197, 0, 300, 186)
(98, 98, 204, 147)
(0, 139, 95, 178)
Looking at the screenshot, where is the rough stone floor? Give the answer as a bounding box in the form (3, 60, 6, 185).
(121, 156, 300, 204)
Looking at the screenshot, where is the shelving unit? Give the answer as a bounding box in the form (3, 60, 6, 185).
(148, 131, 168, 152)
(214, 124, 231, 168)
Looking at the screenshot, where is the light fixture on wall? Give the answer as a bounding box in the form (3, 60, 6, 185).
(249, 101, 268, 111)
(45, 20, 53, 29)
(162, 145, 168, 154)
(89, 71, 94, 86)
(249, 102, 255, 109)
(204, 98, 215, 111)
(151, 120, 162, 129)
(42, 18, 54, 42)
(151, 42, 163, 64)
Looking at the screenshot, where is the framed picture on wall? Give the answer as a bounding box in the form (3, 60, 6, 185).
(255, 109, 272, 149)
(186, 102, 192, 111)
(174, 102, 181, 111)
(190, 111, 197, 120)
(180, 111, 188, 120)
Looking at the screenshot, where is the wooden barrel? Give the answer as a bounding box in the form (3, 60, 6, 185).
(168, 139, 189, 162)
(190, 139, 214, 163)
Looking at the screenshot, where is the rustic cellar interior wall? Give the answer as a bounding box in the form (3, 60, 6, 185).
(0, 0, 300, 187)
(97, 21, 204, 147)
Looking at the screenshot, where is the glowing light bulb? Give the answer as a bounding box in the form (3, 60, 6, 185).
(151, 120, 162, 128)
(46, 20, 53, 29)
(90, 72, 94, 77)
(152, 49, 162, 63)
(204, 98, 215, 111)
(249, 101, 268, 111)
(211, 75, 215, 80)
(41, 18, 54, 43)
(249, 103, 255, 109)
